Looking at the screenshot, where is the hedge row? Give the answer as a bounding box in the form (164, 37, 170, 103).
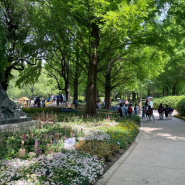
(153, 96, 185, 110)
(176, 97, 185, 116)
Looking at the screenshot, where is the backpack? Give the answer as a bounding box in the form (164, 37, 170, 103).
(146, 109, 152, 115)
(165, 108, 169, 114)
(158, 108, 163, 114)
(128, 107, 132, 113)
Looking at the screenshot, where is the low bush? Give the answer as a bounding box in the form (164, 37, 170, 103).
(153, 96, 185, 110)
(176, 97, 185, 116)
(75, 140, 119, 161)
(22, 107, 63, 113)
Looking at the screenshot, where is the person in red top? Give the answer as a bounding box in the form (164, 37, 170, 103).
(128, 104, 132, 118)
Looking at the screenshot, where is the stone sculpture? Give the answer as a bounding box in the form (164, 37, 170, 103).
(0, 84, 27, 119)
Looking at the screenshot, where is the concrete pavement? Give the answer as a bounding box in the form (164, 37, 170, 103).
(99, 113, 185, 185)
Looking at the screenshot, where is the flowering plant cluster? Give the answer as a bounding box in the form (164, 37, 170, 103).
(174, 114, 185, 120)
(106, 120, 139, 149)
(0, 123, 78, 160)
(85, 130, 110, 141)
(0, 151, 104, 185)
(0, 108, 140, 185)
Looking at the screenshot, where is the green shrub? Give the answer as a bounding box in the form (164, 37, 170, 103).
(153, 96, 185, 110)
(22, 107, 62, 113)
(176, 97, 185, 116)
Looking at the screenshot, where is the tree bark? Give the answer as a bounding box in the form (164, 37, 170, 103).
(172, 84, 176, 95)
(105, 69, 111, 110)
(73, 62, 79, 103)
(163, 88, 165, 97)
(132, 92, 136, 102)
(85, 22, 99, 115)
(124, 88, 126, 102)
(65, 60, 71, 107)
(0, 67, 12, 91)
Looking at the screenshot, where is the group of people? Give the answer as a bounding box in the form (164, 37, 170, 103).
(141, 98, 173, 121)
(34, 97, 45, 108)
(158, 104, 173, 120)
(118, 100, 140, 118)
(50, 94, 64, 106)
(51, 94, 78, 109)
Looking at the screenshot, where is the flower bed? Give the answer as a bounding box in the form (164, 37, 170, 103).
(0, 151, 104, 185)
(0, 112, 139, 185)
(174, 114, 185, 121)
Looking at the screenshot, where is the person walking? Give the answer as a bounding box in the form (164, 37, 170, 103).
(145, 99, 149, 110)
(168, 106, 174, 119)
(56, 94, 60, 106)
(74, 99, 78, 109)
(60, 94, 63, 105)
(148, 98, 154, 109)
(158, 103, 164, 120)
(164, 104, 170, 120)
(147, 105, 155, 122)
(118, 103, 123, 117)
(134, 104, 138, 115)
(125, 104, 128, 117)
(141, 106, 146, 119)
(122, 103, 126, 117)
(42, 99, 45, 108)
(125, 99, 129, 106)
(37, 97, 41, 108)
(128, 104, 133, 118)
(119, 99, 122, 105)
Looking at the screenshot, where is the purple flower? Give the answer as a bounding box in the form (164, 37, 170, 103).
(36, 147, 40, 155)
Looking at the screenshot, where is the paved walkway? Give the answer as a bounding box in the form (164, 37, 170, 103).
(105, 113, 185, 185)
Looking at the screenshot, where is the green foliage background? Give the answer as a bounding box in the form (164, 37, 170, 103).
(153, 96, 185, 110)
(176, 97, 185, 116)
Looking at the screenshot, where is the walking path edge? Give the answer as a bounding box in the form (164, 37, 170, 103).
(95, 120, 143, 185)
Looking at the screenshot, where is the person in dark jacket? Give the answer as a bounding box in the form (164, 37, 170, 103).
(158, 103, 164, 120)
(147, 106, 155, 122)
(164, 104, 170, 120)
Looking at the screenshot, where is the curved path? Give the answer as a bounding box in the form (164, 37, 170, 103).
(105, 114, 185, 185)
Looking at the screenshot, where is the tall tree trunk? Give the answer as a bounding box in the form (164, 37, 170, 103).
(124, 88, 126, 102)
(172, 84, 176, 95)
(85, 22, 99, 115)
(65, 80, 70, 107)
(65, 60, 71, 107)
(163, 88, 165, 97)
(73, 62, 79, 103)
(132, 92, 136, 102)
(0, 68, 12, 91)
(105, 69, 111, 110)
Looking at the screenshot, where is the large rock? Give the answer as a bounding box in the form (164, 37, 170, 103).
(0, 84, 26, 119)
